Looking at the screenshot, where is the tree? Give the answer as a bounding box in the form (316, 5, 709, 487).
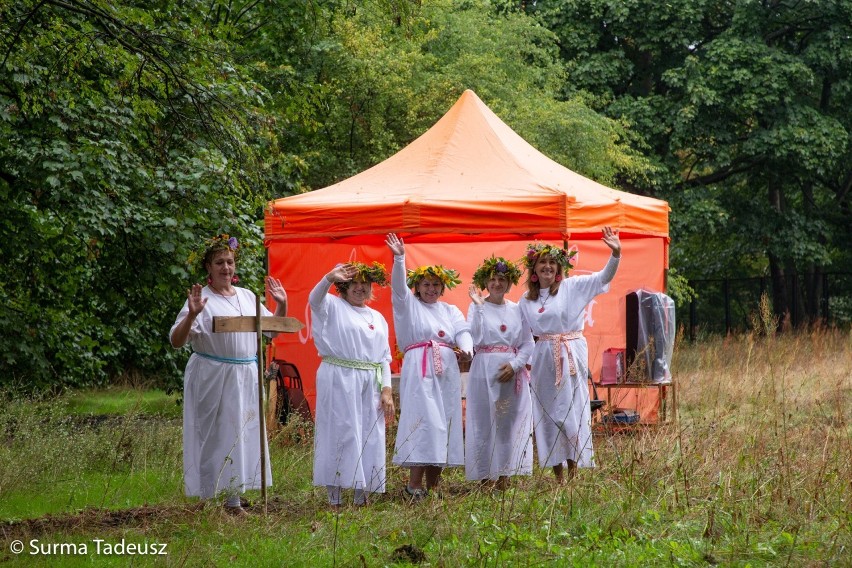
(0, 0, 288, 389)
(532, 0, 852, 325)
(252, 0, 651, 190)
(0, 0, 655, 389)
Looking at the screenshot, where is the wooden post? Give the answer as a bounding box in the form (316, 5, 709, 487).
(256, 295, 265, 515)
(213, 310, 304, 515)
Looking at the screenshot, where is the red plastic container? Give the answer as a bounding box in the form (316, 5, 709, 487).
(601, 348, 625, 385)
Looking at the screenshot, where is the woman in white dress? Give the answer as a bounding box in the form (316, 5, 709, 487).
(386, 233, 473, 500)
(465, 256, 534, 490)
(519, 227, 621, 483)
(170, 235, 288, 514)
(309, 261, 395, 510)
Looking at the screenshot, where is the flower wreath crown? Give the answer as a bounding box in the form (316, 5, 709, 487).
(187, 233, 240, 270)
(406, 265, 462, 290)
(523, 242, 576, 272)
(350, 261, 389, 286)
(472, 256, 522, 289)
(206, 234, 240, 254)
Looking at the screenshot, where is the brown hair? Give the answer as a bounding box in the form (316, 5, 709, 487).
(524, 254, 563, 301)
(334, 279, 376, 303)
(413, 275, 445, 299)
(201, 244, 236, 274)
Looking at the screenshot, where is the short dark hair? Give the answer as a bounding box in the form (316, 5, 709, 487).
(201, 243, 236, 273)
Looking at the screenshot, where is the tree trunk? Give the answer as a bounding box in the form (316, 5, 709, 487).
(768, 253, 790, 331)
(768, 182, 790, 330)
(800, 180, 824, 324)
(804, 264, 823, 324)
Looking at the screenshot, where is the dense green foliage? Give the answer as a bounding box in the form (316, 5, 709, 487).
(529, 0, 852, 320)
(0, 0, 643, 390)
(1, 0, 850, 389)
(0, 0, 281, 389)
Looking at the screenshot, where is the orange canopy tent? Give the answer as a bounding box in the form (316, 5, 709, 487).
(265, 90, 670, 419)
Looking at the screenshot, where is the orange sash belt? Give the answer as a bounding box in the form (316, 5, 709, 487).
(538, 331, 583, 386)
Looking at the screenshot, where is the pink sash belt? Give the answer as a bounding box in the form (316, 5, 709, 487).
(538, 331, 583, 386)
(404, 340, 452, 378)
(475, 345, 530, 394)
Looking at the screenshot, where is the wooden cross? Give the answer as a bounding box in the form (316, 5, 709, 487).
(213, 295, 303, 514)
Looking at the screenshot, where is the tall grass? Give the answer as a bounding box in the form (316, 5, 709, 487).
(0, 391, 184, 519)
(1, 324, 850, 566)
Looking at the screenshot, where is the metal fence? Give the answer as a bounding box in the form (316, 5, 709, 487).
(685, 272, 851, 339)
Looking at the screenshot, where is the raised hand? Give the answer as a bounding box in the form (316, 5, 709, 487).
(468, 284, 484, 306)
(602, 226, 621, 257)
(187, 283, 207, 316)
(326, 263, 359, 283)
(266, 276, 288, 305)
(386, 233, 405, 256)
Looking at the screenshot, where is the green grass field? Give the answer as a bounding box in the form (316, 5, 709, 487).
(1, 326, 850, 566)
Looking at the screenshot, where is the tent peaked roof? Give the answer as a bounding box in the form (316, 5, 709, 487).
(266, 89, 669, 243)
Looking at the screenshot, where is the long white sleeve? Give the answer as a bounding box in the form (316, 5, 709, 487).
(511, 328, 535, 372)
(381, 360, 392, 389)
(456, 330, 473, 355)
(599, 254, 621, 285)
(391, 255, 409, 301)
(467, 303, 486, 344)
(309, 276, 334, 311)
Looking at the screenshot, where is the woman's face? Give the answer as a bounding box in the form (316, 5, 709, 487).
(206, 250, 236, 289)
(486, 274, 510, 300)
(343, 278, 372, 308)
(534, 256, 560, 286)
(416, 276, 444, 304)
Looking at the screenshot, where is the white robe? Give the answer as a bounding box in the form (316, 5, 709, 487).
(519, 256, 620, 468)
(391, 255, 472, 467)
(465, 300, 535, 481)
(171, 286, 272, 498)
(309, 278, 392, 493)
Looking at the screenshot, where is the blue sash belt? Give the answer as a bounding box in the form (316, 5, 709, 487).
(194, 352, 257, 365)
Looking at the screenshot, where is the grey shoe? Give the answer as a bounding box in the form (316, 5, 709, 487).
(404, 485, 427, 501)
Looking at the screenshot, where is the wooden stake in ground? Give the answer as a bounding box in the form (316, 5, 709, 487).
(213, 302, 303, 515)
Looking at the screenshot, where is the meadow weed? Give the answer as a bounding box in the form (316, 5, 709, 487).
(1, 326, 849, 566)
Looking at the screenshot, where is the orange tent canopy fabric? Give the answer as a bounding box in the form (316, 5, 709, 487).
(265, 90, 670, 421)
(265, 90, 669, 243)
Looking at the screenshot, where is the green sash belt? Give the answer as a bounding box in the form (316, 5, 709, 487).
(321, 356, 383, 391)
